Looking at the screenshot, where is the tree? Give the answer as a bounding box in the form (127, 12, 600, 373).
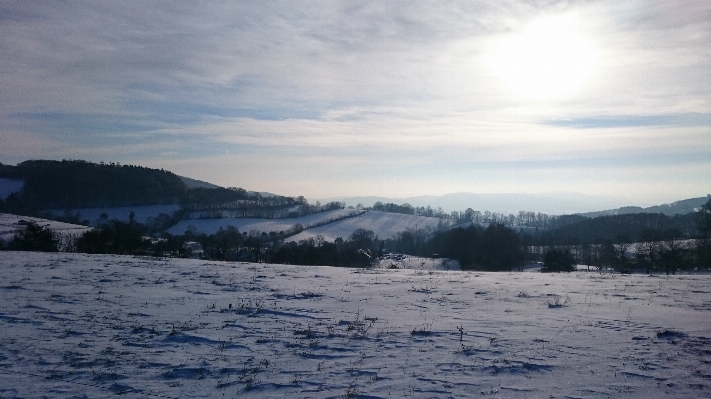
(476, 224, 523, 271)
(697, 238, 711, 270)
(76, 220, 145, 255)
(429, 225, 481, 268)
(244, 235, 263, 262)
(472, 210, 481, 222)
(697, 199, 711, 270)
(349, 229, 377, 253)
(638, 228, 661, 274)
(660, 238, 684, 275)
(698, 198, 711, 238)
(597, 241, 618, 271)
(464, 208, 475, 221)
(541, 249, 576, 272)
(613, 240, 630, 273)
(10, 221, 58, 252)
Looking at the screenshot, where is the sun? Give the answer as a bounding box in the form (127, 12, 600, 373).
(487, 14, 599, 101)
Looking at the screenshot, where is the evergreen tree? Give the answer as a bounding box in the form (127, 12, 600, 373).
(10, 221, 58, 252)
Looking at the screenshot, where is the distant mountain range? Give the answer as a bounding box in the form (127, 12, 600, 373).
(320, 192, 710, 216)
(580, 195, 711, 217)
(319, 192, 625, 215)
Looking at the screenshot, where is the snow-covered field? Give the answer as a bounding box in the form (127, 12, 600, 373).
(166, 209, 363, 236)
(289, 211, 452, 242)
(0, 213, 92, 244)
(35, 206, 450, 244)
(372, 254, 462, 271)
(1, 252, 710, 398)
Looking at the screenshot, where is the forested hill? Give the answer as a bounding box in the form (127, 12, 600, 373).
(526, 212, 699, 246)
(0, 160, 309, 216)
(581, 195, 710, 217)
(0, 160, 188, 209)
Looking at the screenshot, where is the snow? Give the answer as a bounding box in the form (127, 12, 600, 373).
(166, 208, 363, 236)
(372, 254, 462, 271)
(288, 211, 452, 242)
(0, 178, 23, 200)
(0, 213, 92, 244)
(44, 204, 181, 226)
(2, 251, 710, 398)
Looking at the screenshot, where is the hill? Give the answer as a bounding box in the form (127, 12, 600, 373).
(321, 192, 625, 215)
(0, 160, 305, 219)
(581, 195, 711, 217)
(0, 213, 93, 250)
(0, 160, 188, 210)
(526, 212, 699, 246)
(288, 210, 452, 242)
(178, 175, 221, 189)
(166, 208, 362, 236)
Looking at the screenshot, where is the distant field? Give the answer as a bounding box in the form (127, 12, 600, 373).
(288, 210, 452, 242)
(166, 208, 363, 236)
(166, 209, 451, 240)
(29, 206, 451, 241)
(1, 251, 709, 398)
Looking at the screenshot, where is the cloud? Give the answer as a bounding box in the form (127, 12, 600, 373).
(546, 113, 711, 129)
(0, 1, 710, 203)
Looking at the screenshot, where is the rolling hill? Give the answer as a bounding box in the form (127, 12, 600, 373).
(288, 210, 452, 242)
(581, 194, 711, 217)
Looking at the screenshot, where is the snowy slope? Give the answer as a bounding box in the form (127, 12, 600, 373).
(288, 210, 452, 242)
(2, 251, 709, 398)
(0, 213, 92, 244)
(166, 208, 363, 236)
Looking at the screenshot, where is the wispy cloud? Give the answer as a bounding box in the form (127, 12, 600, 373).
(546, 113, 711, 128)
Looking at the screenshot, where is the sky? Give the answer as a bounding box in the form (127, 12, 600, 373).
(1, 1, 710, 207)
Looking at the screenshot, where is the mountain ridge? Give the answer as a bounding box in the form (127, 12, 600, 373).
(319, 192, 626, 215)
(580, 194, 711, 217)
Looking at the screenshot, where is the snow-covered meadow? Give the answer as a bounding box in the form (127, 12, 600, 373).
(0, 213, 93, 245)
(166, 209, 364, 237)
(288, 211, 452, 243)
(1, 251, 710, 398)
(164, 210, 452, 242)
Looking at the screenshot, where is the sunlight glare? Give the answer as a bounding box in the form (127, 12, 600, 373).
(488, 14, 599, 101)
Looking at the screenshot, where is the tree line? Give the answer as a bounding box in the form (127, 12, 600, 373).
(3, 201, 709, 274)
(533, 199, 711, 274)
(522, 212, 697, 247)
(0, 218, 380, 268)
(364, 201, 586, 229)
(0, 216, 524, 272)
